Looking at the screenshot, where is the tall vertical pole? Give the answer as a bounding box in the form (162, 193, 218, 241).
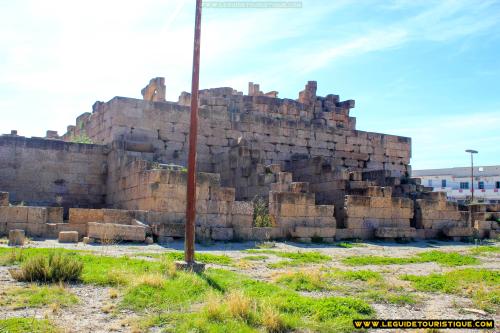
(185, 0, 203, 264)
(470, 153, 474, 203)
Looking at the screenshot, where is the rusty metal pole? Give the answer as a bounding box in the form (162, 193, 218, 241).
(185, 0, 203, 264)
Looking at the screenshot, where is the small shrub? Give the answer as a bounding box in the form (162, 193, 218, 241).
(253, 196, 273, 227)
(12, 253, 82, 283)
(203, 292, 225, 321)
(261, 304, 288, 333)
(134, 273, 166, 288)
(226, 290, 253, 320)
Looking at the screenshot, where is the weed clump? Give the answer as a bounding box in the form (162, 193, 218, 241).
(11, 253, 83, 283)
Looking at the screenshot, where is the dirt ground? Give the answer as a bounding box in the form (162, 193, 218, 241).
(0, 239, 498, 333)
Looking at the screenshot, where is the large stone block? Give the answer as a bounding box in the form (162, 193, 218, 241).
(443, 227, 474, 238)
(8, 229, 25, 246)
(159, 223, 185, 238)
(58, 231, 79, 243)
(335, 228, 374, 240)
(231, 214, 253, 228)
(103, 209, 134, 224)
(27, 207, 47, 224)
(7, 207, 29, 223)
(375, 227, 416, 239)
(291, 226, 336, 238)
(87, 222, 146, 242)
(47, 207, 64, 223)
(211, 227, 234, 241)
(69, 208, 104, 224)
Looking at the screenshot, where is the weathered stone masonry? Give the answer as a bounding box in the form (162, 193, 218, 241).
(0, 78, 497, 242)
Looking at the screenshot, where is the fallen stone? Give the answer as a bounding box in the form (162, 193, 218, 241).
(145, 236, 154, 244)
(58, 231, 79, 243)
(8, 229, 25, 246)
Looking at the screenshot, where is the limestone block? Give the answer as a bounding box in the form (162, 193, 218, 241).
(366, 186, 383, 197)
(205, 214, 229, 228)
(345, 205, 370, 218)
(27, 207, 47, 224)
(7, 207, 29, 223)
(345, 217, 364, 229)
(314, 217, 336, 228)
(87, 222, 146, 242)
(211, 227, 234, 241)
(0, 192, 8, 206)
(289, 182, 309, 193)
(316, 205, 335, 217)
(58, 231, 79, 243)
(196, 226, 211, 240)
(371, 197, 390, 208)
(57, 223, 87, 238)
(8, 229, 25, 246)
(345, 196, 371, 207)
(69, 208, 104, 224)
(335, 228, 374, 240)
(443, 227, 474, 238)
(159, 223, 185, 238)
(213, 187, 235, 201)
(231, 214, 253, 228)
(474, 220, 492, 230)
(0, 207, 8, 223)
(47, 207, 64, 223)
(488, 230, 497, 239)
(375, 227, 416, 239)
(291, 226, 336, 238)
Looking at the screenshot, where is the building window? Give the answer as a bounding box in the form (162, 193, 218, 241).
(441, 179, 446, 187)
(496, 181, 500, 189)
(478, 181, 485, 190)
(428, 180, 433, 186)
(460, 182, 469, 189)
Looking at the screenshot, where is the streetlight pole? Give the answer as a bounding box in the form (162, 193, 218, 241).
(465, 149, 478, 203)
(177, 0, 204, 273)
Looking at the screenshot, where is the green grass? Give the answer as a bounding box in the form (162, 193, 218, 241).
(241, 255, 268, 261)
(402, 268, 500, 313)
(0, 248, 163, 286)
(276, 271, 326, 291)
(163, 251, 233, 265)
(121, 271, 211, 312)
(130, 268, 373, 333)
(0, 318, 60, 333)
(133, 251, 233, 265)
(243, 249, 331, 268)
(274, 268, 416, 306)
(343, 250, 479, 267)
(470, 245, 500, 255)
(0, 285, 78, 308)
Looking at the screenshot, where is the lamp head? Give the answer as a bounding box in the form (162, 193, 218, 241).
(465, 149, 478, 154)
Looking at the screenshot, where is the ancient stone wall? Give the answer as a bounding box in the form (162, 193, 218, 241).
(0, 135, 108, 212)
(62, 80, 411, 180)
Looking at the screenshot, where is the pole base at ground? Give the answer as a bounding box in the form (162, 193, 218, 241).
(175, 260, 205, 273)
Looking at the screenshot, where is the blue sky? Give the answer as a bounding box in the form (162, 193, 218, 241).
(0, 0, 499, 170)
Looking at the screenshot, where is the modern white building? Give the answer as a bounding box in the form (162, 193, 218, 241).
(413, 165, 500, 204)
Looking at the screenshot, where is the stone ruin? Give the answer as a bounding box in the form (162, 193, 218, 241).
(0, 78, 498, 243)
